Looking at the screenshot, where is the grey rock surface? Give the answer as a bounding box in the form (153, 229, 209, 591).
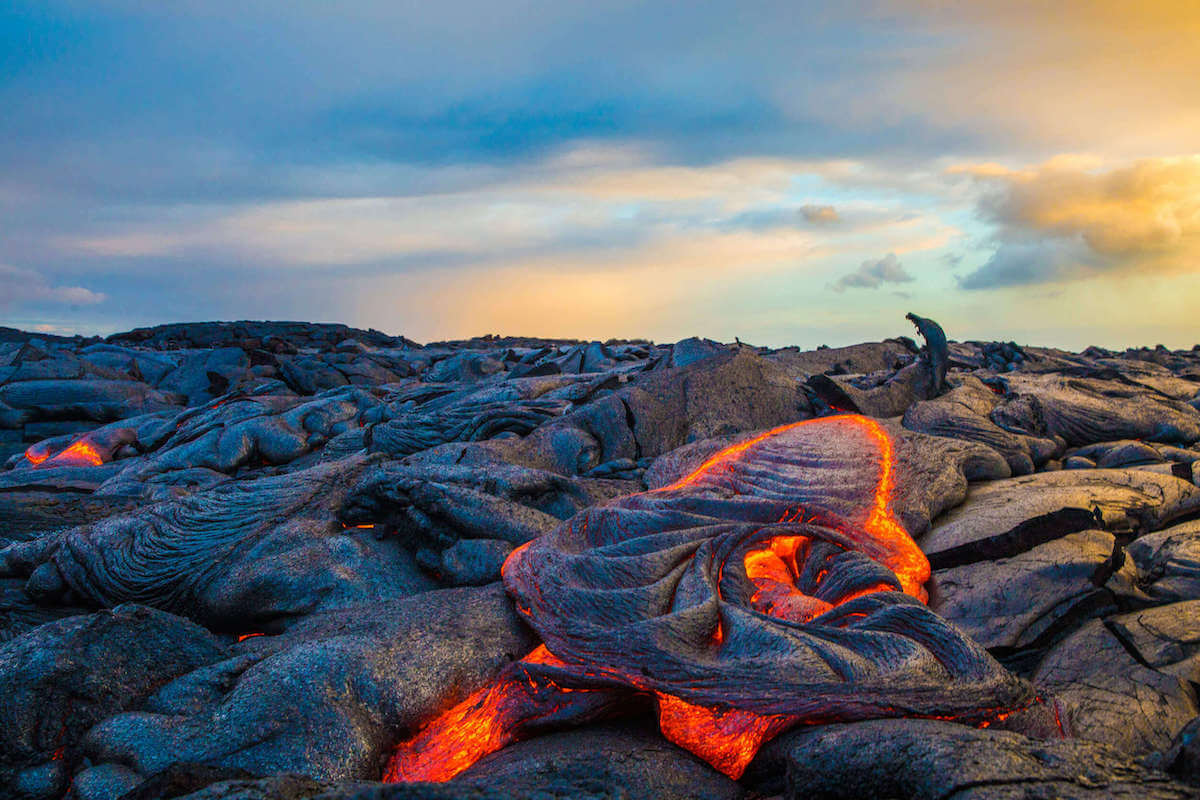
(2, 317, 1200, 799)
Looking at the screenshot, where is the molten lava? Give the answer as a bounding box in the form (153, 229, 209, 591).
(26, 438, 105, 469)
(47, 439, 104, 468)
(654, 694, 793, 778)
(384, 414, 1019, 784)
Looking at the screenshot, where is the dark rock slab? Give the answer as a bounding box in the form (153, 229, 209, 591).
(764, 339, 917, 379)
(933, 529, 1116, 650)
(481, 349, 813, 476)
(994, 373, 1200, 446)
(0, 490, 141, 541)
(117, 771, 371, 800)
(921, 469, 1200, 569)
(1152, 716, 1200, 786)
(449, 722, 745, 800)
(107, 321, 411, 352)
(1033, 619, 1199, 754)
(903, 377, 1060, 475)
(763, 718, 1194, 799)
(0, 379, 182, 423)
(366, 398, 565, 458)
(0, 457, 436, 628)
(343, 462, 635, 558)
(81, 585, 536, 786)
(1115, 520, 1200, 603)
(0, 604, 227, 799)
(0, 577, 87, 642)
(1106, 601, 1200, 682)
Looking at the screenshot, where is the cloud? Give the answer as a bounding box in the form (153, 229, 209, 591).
(832, 253, 914, 291)
(54, 150, 937, 272)
(799, 204, 839, 224)
(955, 155, 1200, 289)
(874, 1, 1200, 155)
(0, 264, 106, 309)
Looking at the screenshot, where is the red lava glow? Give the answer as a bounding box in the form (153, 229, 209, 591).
(32, 438, 105, 469)
(655, 693, 793, 779)
(385, 683, 512, 782)
(667, 415, 928, 601)
(236, 633, 265, 642)
(384, 416, 956, 784)
(384, 646, 579, 783)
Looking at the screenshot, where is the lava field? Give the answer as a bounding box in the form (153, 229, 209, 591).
(2, 316, 1199, 800)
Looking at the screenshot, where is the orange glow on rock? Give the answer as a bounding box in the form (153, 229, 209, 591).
(384, 644, 597, 783)
(659, 420, 810, 492)
(667, 415, 929, 601)
(855, 416, 928, 600)
(385, 682, 514, 783)
(743, 535, 836, 623)
(655, 693, 794, 779)
(51, 439, 104, 467)
(385, 416, 962, 784)
(236, 633, 265, 642)
(33, 438, 105, 469)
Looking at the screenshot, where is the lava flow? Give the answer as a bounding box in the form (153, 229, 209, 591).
(384, 415, 1009, 784)
(25, 437, 105, 469)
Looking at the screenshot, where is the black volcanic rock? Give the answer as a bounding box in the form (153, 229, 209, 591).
(762, 718, 1195, 799)
(1112, 520, 1200, 603)
(0, 457, 437, 628)
(451, 722, 746, 800)
(0, 604, 226, 799)
(0, 317, 1199, 799)
(933, 529, 1117, 651)
(919, 468, 1200, 568)
(1033, 618, 1199, 754)
(80, 585, 534, 789)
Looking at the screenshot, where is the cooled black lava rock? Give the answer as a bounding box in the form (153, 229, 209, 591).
(1, 316, 1199, 800)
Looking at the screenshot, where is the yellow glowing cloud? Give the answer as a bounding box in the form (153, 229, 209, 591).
(952, 155, 1200, 285)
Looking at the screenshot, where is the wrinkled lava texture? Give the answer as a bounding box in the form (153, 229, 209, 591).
(2, 317, 1200, 800)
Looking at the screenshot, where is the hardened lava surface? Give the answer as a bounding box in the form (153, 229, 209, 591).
(1, 317, 1199, 799)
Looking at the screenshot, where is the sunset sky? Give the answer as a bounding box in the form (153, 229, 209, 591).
(2, 1, 1198, 348)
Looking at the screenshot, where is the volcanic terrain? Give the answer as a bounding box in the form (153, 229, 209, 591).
(1, 316, 1199, 800)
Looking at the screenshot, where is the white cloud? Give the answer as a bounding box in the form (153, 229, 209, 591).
(0, 265, 106, 309)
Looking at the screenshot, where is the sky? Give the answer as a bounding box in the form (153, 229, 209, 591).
(2, 1, 1199, 350)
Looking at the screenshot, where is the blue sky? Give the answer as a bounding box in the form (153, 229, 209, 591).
(2, 1, 1199, 348)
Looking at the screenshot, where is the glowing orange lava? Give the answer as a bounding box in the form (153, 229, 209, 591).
(665, 415, 928, 600)
(384, 646, 597, 783)
(385, 682, 513, 783)
(48, 439, 104, 468)
(655, 694, 793, 779)
(743, 535, 833, 623)
(384, 415, 952, 784)
(29, 438, 105, 469)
